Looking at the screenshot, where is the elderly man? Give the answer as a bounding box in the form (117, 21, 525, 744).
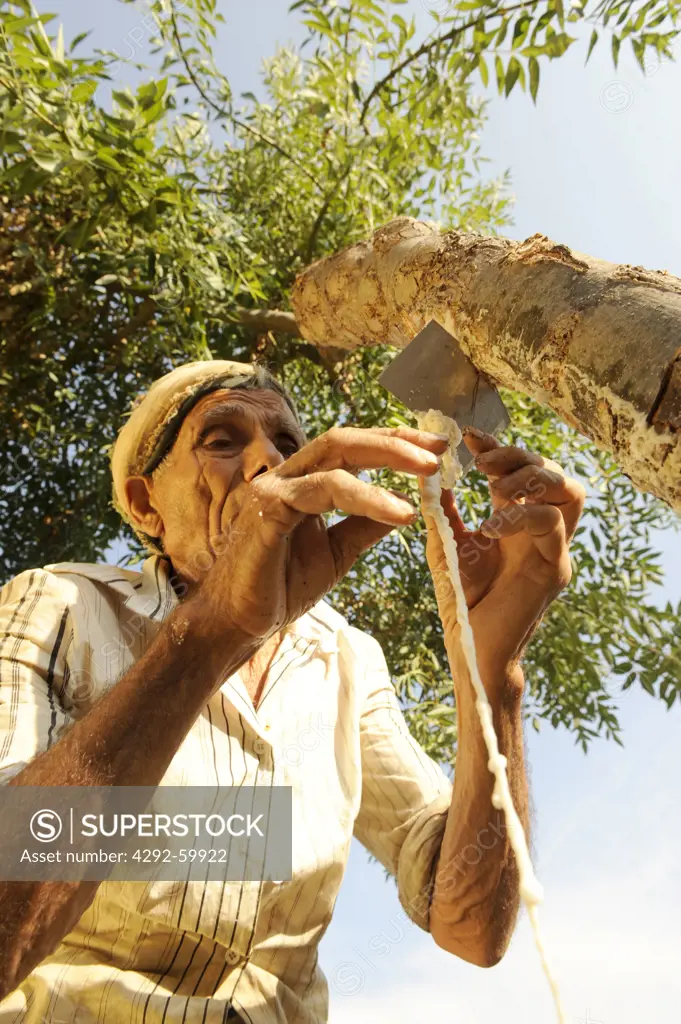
(0, 359, 584, 1023)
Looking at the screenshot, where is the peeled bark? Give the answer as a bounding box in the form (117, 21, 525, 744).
(291, 216, 681, 513)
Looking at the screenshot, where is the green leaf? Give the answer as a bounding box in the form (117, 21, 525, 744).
(72, 80, 97, 103)
(141, 99, 165, 125)
(112, 90, 136, 111)
(307, 100, 330, 117)
(31, 152, 60, 172)
(612, 33, 621, 67)
(95, 150, 126, 173)
(30, 27, 52, 58)
(505, 57, 521, 96)
(512, 14, 532, 49)
(72, 214, 99, 249)
(137, 81, 160, 109)
(3, 16, 39, 34)
(69, 30, 90, 51)
(496, 18, 509, 46)
(479, 55, 489, 89)
(544, 31, 575, 58)
(495, 55, 505, 95)
(586, 29, 598, 64)
(631, 38, 646, 71)
(54, 23, 64, 61)
(529, 56, 540, 102)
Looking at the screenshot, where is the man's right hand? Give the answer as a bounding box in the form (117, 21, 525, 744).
(187, 426, 449, 641)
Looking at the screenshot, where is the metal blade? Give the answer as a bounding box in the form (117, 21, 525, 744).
(377, 320, 510, 473)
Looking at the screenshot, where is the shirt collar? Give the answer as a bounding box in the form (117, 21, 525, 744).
(285, 605, 338, 656)
(130, 555, 179, 620)
(45, 554, 178, 622)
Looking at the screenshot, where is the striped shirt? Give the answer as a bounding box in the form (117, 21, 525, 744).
(0, 556, 453, 1024)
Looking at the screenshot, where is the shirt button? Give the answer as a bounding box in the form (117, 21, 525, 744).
(226, 949, 242, 965)
(253, 738, 267, 755)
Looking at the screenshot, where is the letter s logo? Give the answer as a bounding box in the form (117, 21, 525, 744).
(30, 809, 63, 843)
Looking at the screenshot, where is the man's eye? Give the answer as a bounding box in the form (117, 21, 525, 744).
(279, 441, 299, 456)
(205, 436, 237, 450)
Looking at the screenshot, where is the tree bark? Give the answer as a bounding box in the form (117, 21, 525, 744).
(290, 216, 681, 513)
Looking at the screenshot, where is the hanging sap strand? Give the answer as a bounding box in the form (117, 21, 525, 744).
(415, 408, 567, 1024)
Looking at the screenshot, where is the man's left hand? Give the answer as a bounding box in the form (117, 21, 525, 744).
(418, 428, 586, 684)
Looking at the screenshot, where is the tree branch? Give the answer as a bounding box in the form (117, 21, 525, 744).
(0, 74, 63, 136)
(358, 0, 543, 126)
(0, 250, 303, 341)
(110, 299, 300, 346)
(110, 297, 157, 344)
(231, 308, 299, 334)
(303, 157, 356, 264)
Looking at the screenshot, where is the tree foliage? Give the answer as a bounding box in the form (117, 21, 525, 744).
(1, 0, 679, 758)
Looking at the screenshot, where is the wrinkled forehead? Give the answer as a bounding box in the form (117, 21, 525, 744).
(180, 387, 307, 444)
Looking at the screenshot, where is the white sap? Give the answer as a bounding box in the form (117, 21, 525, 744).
(415, 408, 566, 1023)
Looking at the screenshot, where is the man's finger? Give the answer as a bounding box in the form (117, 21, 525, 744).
(461, 427, 504, 457)
(361, 425, 451, 451)
(326, 515, 396, 579)
(255, 469, 419, 542)
(489, 465, 580, 506)
(441, 487, 469, 541)
(462, 429, 515, 511)
(487, 465, 585, 542)
(473, 444, 545, 476)
(481, 503, 567, 566)
(278, 426, 448, 480)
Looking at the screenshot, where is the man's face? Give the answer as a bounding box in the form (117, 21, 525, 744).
(125, 387, 307, 583)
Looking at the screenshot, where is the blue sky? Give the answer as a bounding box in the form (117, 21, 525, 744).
(41, 2, 681, 1021)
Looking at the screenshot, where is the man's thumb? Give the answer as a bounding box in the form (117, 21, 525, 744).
(326, 514, 398, 580)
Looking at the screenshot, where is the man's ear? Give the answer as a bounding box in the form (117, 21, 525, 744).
(124, 476, 164, 542)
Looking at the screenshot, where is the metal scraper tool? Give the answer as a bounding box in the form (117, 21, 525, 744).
(377, 319, 510, 474)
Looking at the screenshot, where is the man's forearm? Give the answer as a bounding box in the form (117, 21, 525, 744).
(0, 600, 261, 999)
(430, 645, 528, 968)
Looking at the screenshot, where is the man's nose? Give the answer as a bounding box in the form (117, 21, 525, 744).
(242, 433, 285, 482)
